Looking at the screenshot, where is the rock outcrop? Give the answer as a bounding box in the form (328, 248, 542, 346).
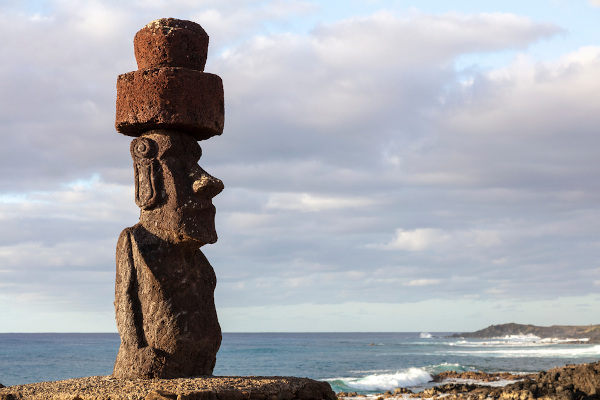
(452, 323, 600, 343)
(337, 362, 600, 400)
(432, 371, 533, 383)
(112, 18, 225, 379)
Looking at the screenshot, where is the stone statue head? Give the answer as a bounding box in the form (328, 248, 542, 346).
(130, 129, 223, 246)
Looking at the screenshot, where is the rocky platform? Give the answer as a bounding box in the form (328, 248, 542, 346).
(0, 375, 336, 400)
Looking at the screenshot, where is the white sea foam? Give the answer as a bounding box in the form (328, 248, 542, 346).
(338, 369, 433, 391)
(428, 363, 469, 374)
(446, 378, 521, 388)
(420, 332, 433, 339)
(450, 339, 548, 348)
(446, 344, 600, 358)
(449, 334, 589, 348)
(497, 334, 541, 341)
(539, 337, 589, 343)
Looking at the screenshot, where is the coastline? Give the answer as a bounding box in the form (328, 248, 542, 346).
(2, 362, 600, 400)
(451, 324, 600, 344)
(2, 331, 600, 399)
(337, 362, 600, 400)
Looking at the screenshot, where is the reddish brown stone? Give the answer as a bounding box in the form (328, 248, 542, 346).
(134, 18, 209, 71)
(115, 68, 224, 140)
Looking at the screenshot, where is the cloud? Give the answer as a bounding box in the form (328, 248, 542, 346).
(403, 46, 600, 191)
(404, 279, 441, 287)
(368, 228, 503, 252)
(211, 11, 560, 173)
(0, 175, 134, 313)
(1, 0, 598, 330)
(370, 228, 449, 251)
(590, 0, 600, 7)
(266, 193, 374, 212)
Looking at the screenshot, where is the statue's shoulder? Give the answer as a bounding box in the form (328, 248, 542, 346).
(117, 224, 141, 250)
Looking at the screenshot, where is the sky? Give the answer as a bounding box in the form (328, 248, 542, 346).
(1, 0, 600, 333)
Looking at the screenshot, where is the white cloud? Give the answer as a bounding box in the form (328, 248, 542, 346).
(0, 240, 114, 269)
(368, 228, 504, 252)
(0, 174, 136, 223)
(370, 228, 449, 251)
(403, 46, 600, 190)
(266, 192, 374, 212)
(404, 279, 441, 287)
(216, 10, 560, 146)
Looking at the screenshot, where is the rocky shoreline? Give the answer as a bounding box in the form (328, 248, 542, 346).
(337, 362, 600, 400)
(3, 362, 600, 400)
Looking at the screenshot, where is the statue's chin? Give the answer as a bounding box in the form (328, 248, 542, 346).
(138, 213, 218, 246)
(181, 230, 218, 247)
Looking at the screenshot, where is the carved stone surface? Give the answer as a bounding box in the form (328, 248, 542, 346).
(116, 69, 224, 140)
(116, 17, 224, 140)
(113, 18, 225, 380)
(134, 18, 209, 71)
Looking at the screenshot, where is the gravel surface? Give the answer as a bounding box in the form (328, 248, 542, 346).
(0, 375, 336, 400)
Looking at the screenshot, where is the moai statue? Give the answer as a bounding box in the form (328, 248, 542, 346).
(112, 18, 224, 379)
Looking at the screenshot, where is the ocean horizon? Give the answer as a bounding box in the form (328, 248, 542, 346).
(1, 332, 599, 392)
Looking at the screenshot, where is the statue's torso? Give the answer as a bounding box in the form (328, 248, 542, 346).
(113, 224, 221, 379)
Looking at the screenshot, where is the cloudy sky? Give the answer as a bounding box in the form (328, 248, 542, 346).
(1, 0, 600, 333)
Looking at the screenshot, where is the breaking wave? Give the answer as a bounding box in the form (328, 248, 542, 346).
(327, 364, 470, 393)
(446, 344, 600, 358)
(450, 334, 590, 348)
(329, 368, 433, 392)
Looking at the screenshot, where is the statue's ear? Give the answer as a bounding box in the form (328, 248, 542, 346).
(131, 137, 159, 209)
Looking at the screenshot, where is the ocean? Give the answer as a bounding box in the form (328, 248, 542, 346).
(1, 332, 599, 392)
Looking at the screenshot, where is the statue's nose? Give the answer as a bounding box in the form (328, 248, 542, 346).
(192, 171, 224, 199)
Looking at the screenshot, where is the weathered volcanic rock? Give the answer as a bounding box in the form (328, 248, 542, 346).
(394, 362, 600, 400)
(523, 362, 600, 398)
(134, 18, 209, 71)
(115, 68, 224, 140)
(113, 131, 224, 379)
(432, 370, 532, 383)
(115, 17, 224, 140)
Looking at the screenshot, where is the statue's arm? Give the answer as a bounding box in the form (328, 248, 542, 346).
(114, 228, 146, 349)
(114, 227, 164, 378)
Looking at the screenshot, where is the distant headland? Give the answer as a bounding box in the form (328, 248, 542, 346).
(451, 323, 600, 343)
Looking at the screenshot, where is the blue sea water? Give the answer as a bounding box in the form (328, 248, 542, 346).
(1, 332, 599, 392)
